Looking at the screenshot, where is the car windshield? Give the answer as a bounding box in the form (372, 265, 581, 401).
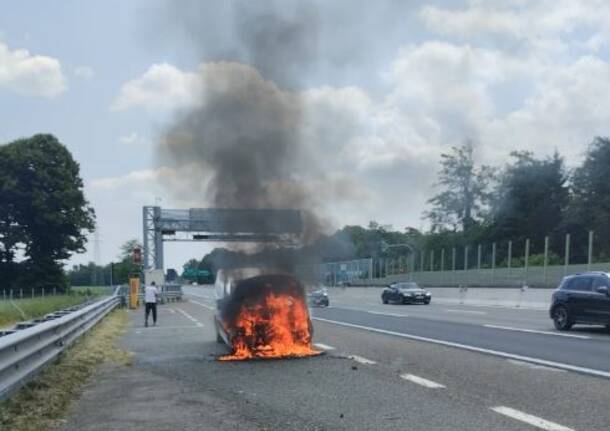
(397, 283, 420, 289)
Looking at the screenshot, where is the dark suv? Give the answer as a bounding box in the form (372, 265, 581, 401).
(549, 272, 610, 331)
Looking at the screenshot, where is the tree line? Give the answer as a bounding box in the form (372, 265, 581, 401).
(187, 136, 610, 275)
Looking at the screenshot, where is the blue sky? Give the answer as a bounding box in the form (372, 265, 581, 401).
(3, 1, 610, 270)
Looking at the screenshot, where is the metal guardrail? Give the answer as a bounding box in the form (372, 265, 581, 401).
(0, 294, 120, 401)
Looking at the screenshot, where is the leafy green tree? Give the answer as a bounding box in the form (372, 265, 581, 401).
(425, 141, 492, 233)
(111, 239, 142, 284)
(0, 134, 95, 290)
(490, 151, 568, 246)
(570, 137, 610, 258)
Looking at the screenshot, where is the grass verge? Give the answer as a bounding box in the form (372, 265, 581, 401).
(0, 309, 132, 431)
(0, 294, 104, 329)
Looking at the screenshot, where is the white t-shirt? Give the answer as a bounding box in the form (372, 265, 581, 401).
(144, 285, 159, 303)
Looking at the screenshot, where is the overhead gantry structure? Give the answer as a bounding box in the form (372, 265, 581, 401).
(142, 206, 303, 270)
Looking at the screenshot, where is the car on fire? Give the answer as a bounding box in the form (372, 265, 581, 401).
(213, 268, 319, 360)
(381, 282, 431, 305)
(307, 288, 329, 307)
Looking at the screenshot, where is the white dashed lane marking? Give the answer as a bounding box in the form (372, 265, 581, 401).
(491, 406, 574, 431)
(176, 308, 204, 327)
(445, 309, 487, 315)
(188, 298, 215, 310)
(348, 355, 377, 365)
(400, 373, 446, 389)
(484, 324, 590, 339)
(313, 343, 335, 351)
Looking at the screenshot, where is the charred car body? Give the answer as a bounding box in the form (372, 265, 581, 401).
(381, 282, 431, 305)
(214, 268, 320, 360)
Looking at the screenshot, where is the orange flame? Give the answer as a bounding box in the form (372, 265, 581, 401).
(219, 290, 321, 361)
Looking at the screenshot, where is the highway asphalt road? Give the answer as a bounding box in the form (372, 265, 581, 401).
(60, 285, 610, 431)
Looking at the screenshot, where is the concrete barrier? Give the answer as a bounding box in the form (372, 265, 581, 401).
(328, 286, 553, 310)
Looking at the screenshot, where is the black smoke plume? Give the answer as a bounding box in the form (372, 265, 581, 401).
(155, 2, 328, 272)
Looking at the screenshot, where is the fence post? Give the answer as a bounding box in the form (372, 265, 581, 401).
(430, 250, 434, 271)
(587, 230, 594, 271)
(20, 288, 23, 299)
(507, 240, 512, 276)
(524, 238, 530, 284)
(464, 245, 469, 271)
(452, 247, 456, 271)
(491, 242, 496, 283)
(42, 287, 44, 298)
(369, 258, 373, 281)
(3, 289, 5, 301)
(477, 244, 482, 272)
(420, 251, 425, 272)
(564, 233, 571, 276)
(544, 236, 549, 286)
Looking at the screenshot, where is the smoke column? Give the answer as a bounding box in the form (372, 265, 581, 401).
(155, 2, 329, 271)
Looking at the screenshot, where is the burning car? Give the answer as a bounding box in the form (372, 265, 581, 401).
(214, 268, 321, 361)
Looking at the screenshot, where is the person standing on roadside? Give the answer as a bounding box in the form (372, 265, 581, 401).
(144, 281, 159, 327)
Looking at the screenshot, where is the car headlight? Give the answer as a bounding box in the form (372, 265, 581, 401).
(425, 292, 431, 296)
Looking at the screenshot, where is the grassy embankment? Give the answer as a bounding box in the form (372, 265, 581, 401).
(0, 286, 111, 328)
(0, 309, 132, 431)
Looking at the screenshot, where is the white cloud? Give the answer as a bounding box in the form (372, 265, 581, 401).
(111, 62, 201, 111)
(0, 41, 66, 97)
(74, 65, 94, 79)
(419, 1, 610, 54)
(119, 132, 149, 146)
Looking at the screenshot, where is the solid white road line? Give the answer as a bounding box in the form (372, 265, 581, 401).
(445, 309, 487, 315)
(400, 373, 445, 389)
(507, 359, 565, 373)
(312, 316, 610, 379)
(484, 324, 590, 339)
(188, 298, 215, 310)
(313, 343, 335, 351)
(348, 355, 377, 365)
(491, 406, 574, 431)
(367, 311, 408, 317)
